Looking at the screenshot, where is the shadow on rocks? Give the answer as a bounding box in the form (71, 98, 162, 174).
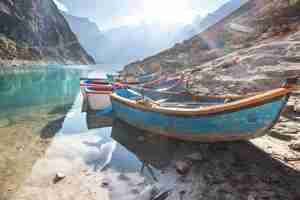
(179, 141, 300, 200)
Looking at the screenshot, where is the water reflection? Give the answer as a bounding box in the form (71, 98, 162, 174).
(0, 66, 86, 200)
(86, 111, 113, 129)
(111, 119, 179, 170)
(3, 66, 300, 200)
(80, 113, 180, 176)
(0, 66, 81, 115)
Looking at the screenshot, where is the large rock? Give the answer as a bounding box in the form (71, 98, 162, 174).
(0, 0, 95, 65)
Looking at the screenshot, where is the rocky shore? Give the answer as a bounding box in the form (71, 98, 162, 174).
(3, 96, 299, 200)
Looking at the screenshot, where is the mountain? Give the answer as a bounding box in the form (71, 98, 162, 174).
(173, 0, 249, 43)
(195, 0, 250, 32)
(0, 0, 95, 66)
(122, 0, 300, 94)
(62, 12, 107, 63)
(122, 0, 252, 74)
(97, 23, 185, 65)
(172, 16, 203, 43)
(62, 15, 185, 65)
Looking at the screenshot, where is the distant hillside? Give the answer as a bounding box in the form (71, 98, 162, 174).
(196, 0, 249, 33)
(175, 0, 249, 43)
(62, 12, 107, 63)
(0, 0, 95, 66)
(97, 23, 185, 65)
(122, 0, 254, 75)
(63, 11, 186, 65)
(123, 0, 300, 95)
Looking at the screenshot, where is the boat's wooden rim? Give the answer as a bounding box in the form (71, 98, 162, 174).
(85, 88, 112, 95)
(110, 87, 292, 116)
(86, 92, 111, 95)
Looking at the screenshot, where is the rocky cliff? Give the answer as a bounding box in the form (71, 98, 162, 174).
(123, 0, 300, 94)
(0, 0, 95, 66)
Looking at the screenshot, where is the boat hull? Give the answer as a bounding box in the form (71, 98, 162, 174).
(87, 93, 111, 111)
(111, 95, 289, 142)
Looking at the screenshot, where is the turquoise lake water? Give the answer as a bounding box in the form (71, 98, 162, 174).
(0, 65, 183, 200)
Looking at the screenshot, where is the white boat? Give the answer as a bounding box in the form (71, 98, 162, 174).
(82, 86, 112, 111)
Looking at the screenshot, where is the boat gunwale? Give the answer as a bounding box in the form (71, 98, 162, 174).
(110, 87, 292, 116)
(84, 87, 112, 95)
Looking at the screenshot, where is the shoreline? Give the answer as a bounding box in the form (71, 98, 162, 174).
(1, 66, 300, 200)
(4, 99, 300, 200)
(0, 59, 96, 68)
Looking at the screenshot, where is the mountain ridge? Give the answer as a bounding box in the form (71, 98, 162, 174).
(122, 0, 300, 94)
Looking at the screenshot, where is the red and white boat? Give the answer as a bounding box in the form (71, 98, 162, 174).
(80, 73, 185, 111)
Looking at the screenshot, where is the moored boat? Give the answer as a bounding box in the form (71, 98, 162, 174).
(110, 78, 298, 142)
(80, 74, 185, 111)
(83, 86, 113, 111)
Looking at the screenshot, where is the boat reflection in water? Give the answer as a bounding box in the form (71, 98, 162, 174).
(111, 119, 179, 177)
(82, 93, 113, 130)
(85, 111, 113, 130)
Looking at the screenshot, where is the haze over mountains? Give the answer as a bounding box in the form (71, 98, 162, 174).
(58, 0, 248, 65)
(63, 12, 186, 65)
(0, 0, 251, 66)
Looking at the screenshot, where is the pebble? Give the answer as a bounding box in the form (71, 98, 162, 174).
(16, 145, 25, 152)
(289, 142, 300, 151)
(53, 172, 66, 183)
(283, 105, 294, 114)
(179, 190, 187, 199)
(294, 104, 300, 113)
(118, 173, 130, 181)
(247, 194, 255, 200)
(137, 136, 145, 142)
(101, 181, 109, 187)
(175, 160, 192, 175)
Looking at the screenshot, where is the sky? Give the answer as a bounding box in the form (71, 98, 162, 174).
(55, 0, 230, 30)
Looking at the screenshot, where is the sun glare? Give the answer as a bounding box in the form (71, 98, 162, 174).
(142, 0, 196, 24)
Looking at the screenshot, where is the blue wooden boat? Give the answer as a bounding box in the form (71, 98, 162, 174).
(110, 78, 298, 142)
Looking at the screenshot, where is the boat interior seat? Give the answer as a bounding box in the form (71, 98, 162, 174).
(159, 101, 223, 108)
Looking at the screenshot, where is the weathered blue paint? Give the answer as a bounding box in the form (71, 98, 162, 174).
(111, 89, 289, 140)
